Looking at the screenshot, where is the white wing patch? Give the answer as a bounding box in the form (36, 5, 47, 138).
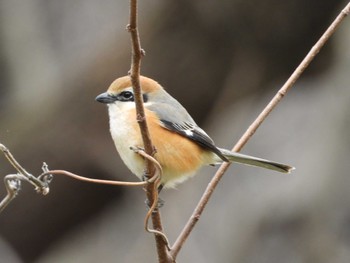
(184, 129, 194, 137)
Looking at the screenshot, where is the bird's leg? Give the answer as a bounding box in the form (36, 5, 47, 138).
(145, 198, 165, 210)
(144, 179, 165, 210)
(157, 183, 164, 193)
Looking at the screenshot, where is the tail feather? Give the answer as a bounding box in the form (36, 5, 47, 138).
(218, 148, 294, 173)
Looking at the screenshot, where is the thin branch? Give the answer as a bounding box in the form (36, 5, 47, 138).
(170, 2, 350, 258)
(39, 169, 150, 187)
(0, 144, 53, 212)
(127, 0, 172, 262)
(0, 143, 50, 194)
(0, 174, 22, 213)
(0, 143, 150, 213)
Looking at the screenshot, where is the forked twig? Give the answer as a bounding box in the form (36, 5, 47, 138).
(170, 2, 350, 258)
(0, 143, 49, 194)
(0, 144, 52, 212)
(0, 174, 22, 213)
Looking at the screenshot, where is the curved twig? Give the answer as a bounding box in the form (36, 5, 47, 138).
(130, 147, 171, 249)
(0, 143, 49, 194)
(0, 144, 52, 212)
(0, 174, 22, 213)
(0, 143, 46, 192)
(143, 168, 170, 250)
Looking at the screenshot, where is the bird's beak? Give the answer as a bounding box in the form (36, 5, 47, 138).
(95, 92, 117, 104)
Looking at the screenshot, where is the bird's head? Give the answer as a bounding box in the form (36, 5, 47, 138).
(95, 76, 164, 106)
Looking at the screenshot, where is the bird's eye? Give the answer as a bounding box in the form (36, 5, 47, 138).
(119, 91, 134, 101)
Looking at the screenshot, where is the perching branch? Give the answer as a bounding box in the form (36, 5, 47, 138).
(170, 2, 350, 258)
(127, 0, 172, 262)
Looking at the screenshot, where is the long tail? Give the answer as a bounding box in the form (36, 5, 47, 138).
(218, 148, 294, 173)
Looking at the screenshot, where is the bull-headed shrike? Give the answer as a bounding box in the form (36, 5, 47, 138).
(96, 76, 294, 188)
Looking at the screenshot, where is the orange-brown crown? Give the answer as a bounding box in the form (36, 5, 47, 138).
(107, 76, 163, 94)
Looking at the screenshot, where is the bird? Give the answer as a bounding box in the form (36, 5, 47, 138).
(96, 76, 294, 189)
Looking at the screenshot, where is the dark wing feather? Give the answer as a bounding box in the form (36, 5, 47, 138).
(160, 120, 228, 162)
(146, 101, 228, 162)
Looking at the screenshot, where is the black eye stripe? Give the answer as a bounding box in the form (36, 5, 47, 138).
(117, 91, 148, 103)
(118, 91, 134, 101)
(121, 91, 133, 98)
(142, 94, 148, 103)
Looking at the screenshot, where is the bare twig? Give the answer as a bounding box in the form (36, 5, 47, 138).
(39, 170, 149, 186)
(170, 2, 350, 258)
(0, 143, 53, 212)
(0, 174, 22, 213)
(0, 143, 49, 194)
(127, 0, 172, 262)
(0, 143, 151, 213)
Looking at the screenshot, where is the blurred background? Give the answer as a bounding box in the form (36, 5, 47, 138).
(0, 0, 349, 262)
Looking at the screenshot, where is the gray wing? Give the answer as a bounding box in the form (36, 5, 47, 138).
(147, 102, 228, 162)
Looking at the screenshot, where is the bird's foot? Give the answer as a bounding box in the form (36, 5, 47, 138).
(145, 197, 165, 211)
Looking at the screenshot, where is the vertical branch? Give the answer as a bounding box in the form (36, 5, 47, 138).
(128, 0, 151, 154)
(127, 0, 173, 262)
(170, 1, 350, 259)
